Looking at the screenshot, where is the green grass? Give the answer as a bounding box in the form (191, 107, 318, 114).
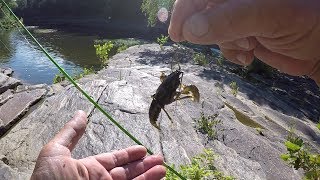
(281, 131, 320, 180)
(194, 113, 221, 140)
(216, 54, 225, 66)
(53, 67, 95, 84)
(166, 149, 234, 180)
(156, 34, 169, 50)
(193, 52, 208, 66)
(229, 81, 239, 97)
(317, 121, 320, 130)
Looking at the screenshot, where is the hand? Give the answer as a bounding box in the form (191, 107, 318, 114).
(31, 111, 166, 180)
(168, 0, 320, 84)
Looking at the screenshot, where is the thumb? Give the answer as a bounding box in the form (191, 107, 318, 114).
(50, 110, 88, 152)
(182, 0, 273, 44)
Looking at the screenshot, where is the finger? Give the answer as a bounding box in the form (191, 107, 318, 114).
(182, 0, 285, 44)
(220, 37, 258, 51)
(254, 45, 316, 76)
(220, 48, 254, 66)
(109, 155, 164, 180)
(50, 110, 88, 152)
(79, 157, 112, 180)
(93, 145, 147, 170)
(133, 165, 166, 180)
(168, 0, 208, 42)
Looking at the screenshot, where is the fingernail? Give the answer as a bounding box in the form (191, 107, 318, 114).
(237, 54, 247, 64)
(74, 110, 88, 122)
(235, 38, 250, 49)
(185, 14, 209, 37)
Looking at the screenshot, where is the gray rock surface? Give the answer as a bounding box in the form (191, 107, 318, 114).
(0, 74, 21, 94)
(0, 44, 319, 179)
(0, 68, 13, 77)
(0, 89, 47, 136)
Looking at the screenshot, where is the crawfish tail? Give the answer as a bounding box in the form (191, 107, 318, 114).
(149, 100, 161, 129)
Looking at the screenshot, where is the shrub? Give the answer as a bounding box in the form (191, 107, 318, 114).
(53, 72, 65, 84)
(280, 131, 320, 180)
(229, 81, 239, 97)
(193, 52, 208, 66)
(94, 41, 114, 66)
(156, 34, 169, 50)
(73, 67, 95, 80)
(166, 149, 234, 180)
(194, 113, 221, 140)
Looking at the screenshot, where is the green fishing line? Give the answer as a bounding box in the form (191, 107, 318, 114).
(0, 1, 186, 179)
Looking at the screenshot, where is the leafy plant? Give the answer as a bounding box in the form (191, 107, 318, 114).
(194, 113, 221, 140)
(166, 149, 234, 180)
(280, 131, 320, 180)
(317, 121, 320, 130)
(73, 67, 95, 80)
(229, 81, 239, 97)
(116, 44, 128, 53)
(193, 52, 208, 66)
(53, 67, 95, 84)
(216, 54, 225, 66)
(53, 72, 65, 84)
(157, 34, 169, 50)
(94, 41, 114, 66)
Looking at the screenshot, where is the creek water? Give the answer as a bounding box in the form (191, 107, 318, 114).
(0, 27, 102, 84)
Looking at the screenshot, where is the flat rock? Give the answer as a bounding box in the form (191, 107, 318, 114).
(0, 74, 21, 94)
(0, 90, 13, 106)
(0, 44, 318, 179)
(212, 140, 266, 180)
(15, 84, 48, 93)
(0, 68, 13, 77)
(0, 89, 47, 137)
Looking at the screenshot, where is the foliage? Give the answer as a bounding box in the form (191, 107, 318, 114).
(0, 0, 19, 30)
(216, 54, 226, 67)
(280, 131, 320, 180)
(156, 34, 169, 50)
(194, 113, 221, 140)
(53, 67, 95, 84)
(94, 41, 114, 66)
(116, 44, 128, 53)
(73, 67, 95, 80)
(194, 52, 209, 66)
(53, 72, 65, 84)
(229, 81, 239, 97)
(166, 149, 234, 180)
(317, 121, 320, 130)
(94, 38, 146, 66)
(141, 0, 175, 26)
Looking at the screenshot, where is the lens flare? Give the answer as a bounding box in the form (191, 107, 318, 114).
(157, 7, 168, 23)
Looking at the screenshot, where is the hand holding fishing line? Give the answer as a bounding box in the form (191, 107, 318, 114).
(31, 111, 166, 180)
(169, 0, 320, 85)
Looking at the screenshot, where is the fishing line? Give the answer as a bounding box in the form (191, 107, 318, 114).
(0, 1, 186, 179)
(0, 37, 11, 53)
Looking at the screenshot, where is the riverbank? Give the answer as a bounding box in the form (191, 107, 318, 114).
(22, 17, 167, 40)
(0, 44, 319, 179)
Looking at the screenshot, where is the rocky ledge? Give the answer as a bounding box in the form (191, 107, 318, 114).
(0, 44, 319, 180)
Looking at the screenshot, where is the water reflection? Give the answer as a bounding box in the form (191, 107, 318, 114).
(0, 29, 101, 84)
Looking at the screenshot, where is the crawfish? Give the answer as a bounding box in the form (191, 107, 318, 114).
(149, 70, 183, 129)
(149, 70, 200, 129)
